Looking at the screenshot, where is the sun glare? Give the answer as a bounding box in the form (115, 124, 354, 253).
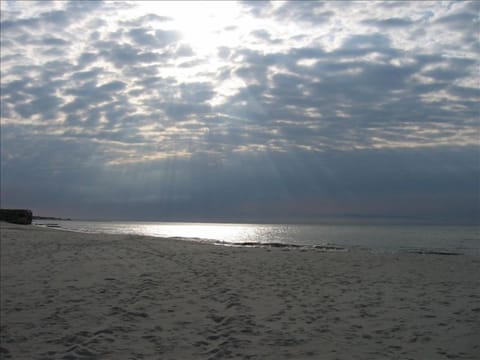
(133, 1, 243, 56)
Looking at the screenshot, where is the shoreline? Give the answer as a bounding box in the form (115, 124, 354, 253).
(1, 222, 479, 359)
(31, 220, 479, 256)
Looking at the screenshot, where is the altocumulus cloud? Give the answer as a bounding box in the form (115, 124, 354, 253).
(1, 0, 478, 223)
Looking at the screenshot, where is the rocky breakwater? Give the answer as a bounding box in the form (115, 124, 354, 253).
(0, 209, 33, 225)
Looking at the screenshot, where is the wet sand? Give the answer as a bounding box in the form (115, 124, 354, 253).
(1, 222, 479, 359)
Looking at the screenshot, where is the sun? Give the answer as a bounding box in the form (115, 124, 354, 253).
(132, 1, 243, 56)
(126, 1, 258, 104)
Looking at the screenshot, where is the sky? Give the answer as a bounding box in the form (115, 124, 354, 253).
(1, 0, 479, 224)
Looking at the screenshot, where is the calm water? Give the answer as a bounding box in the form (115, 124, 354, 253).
(34, 220, 480, 255)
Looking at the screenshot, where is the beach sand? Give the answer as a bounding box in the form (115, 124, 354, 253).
(1, 222, 479, 359)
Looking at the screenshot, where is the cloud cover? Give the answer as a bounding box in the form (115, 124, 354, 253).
(1, 0, 479, 223)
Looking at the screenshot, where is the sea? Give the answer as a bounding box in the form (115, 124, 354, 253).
(33, 220, 480, 255)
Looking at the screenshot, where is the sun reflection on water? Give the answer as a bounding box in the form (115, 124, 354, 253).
(133, 222, 260, 243)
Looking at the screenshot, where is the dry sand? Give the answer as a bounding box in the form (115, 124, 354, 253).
(1, 222, 479, 360)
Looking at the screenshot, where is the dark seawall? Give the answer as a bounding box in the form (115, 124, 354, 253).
(0, 209, 33, 225)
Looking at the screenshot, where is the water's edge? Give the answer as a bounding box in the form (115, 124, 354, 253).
(32, 220, 479, 256)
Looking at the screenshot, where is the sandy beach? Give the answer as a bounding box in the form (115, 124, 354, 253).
(1, 222, 479, 359)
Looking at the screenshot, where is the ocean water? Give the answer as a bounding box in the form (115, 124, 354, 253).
(33, 220, 480, 255)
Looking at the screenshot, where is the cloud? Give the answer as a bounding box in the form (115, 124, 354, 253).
(2, 0, 477, 155)
(1, 1, 104, 33)
(241, 1, 333, 25)
(42, 37, 69, 46)
(15, 95, 62, 119)
(251, 29, 270, 41)
(2, 129, 477, 223)
(434, 9, 478, 30)
(273, 2, 333, 25)
(239, 0, 273, 17)
(95, 41, 163, 68)
(341, 33, 392, 50)
(128, 28, 181, 47)
(0, 0, 478, 222)
(120, 13, 173, 27)
(362, 17, 414, 28)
